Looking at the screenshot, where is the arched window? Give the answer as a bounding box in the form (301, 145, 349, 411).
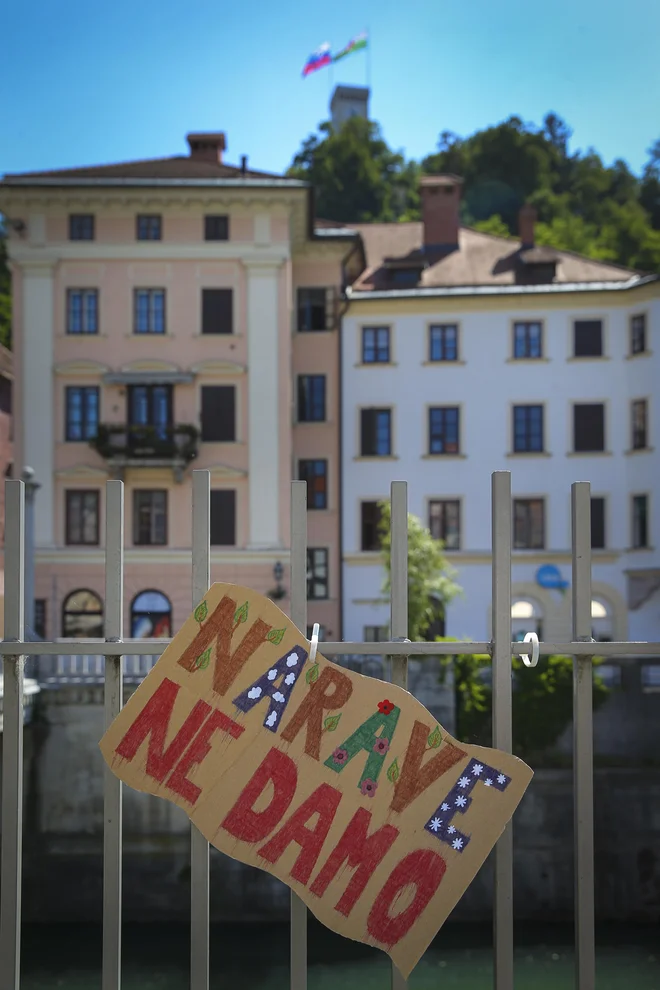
(591, 598, 613, 642)
(511, 598, 543, 641)
(131, 590, 172, 638)
(62, 589, 104, 638)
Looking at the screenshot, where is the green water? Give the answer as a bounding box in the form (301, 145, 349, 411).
(21, 922, 659, 989)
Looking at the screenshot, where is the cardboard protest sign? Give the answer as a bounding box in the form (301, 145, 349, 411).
(100, 584, 532, 977)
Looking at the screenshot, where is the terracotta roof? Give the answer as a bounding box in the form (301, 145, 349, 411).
(1, 156, 286, 183)
(350, 222, 639, 291)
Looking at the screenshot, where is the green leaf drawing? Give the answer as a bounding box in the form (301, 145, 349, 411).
(267, 627, 286, 646)
(234, 601, 249, 625)
(194, 647, 212, 671)
(194, 600, 208, 624)
(306, 663, 320, 685)
(427, 725, 442, 749)
(323, 714, 342, 732)
(386, 758, 400, 783)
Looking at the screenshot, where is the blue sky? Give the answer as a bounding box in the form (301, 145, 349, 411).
(3, 0, 659, 178)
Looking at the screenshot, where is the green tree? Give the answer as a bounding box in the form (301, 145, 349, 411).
(0, 230, 11, 349)
(287, 116, 420, 223)
(377, 501, 461, 642)
(440, 643, 610, 761)
(472, 214, 513, 238)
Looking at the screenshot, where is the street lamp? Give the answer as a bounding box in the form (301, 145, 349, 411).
(269, 561, 286, 601)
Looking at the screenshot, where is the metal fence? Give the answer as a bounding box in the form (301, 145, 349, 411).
(1, 471, 659, 990)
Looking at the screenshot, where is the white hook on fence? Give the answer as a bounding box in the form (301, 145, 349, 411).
(309, 622, 320, 663)
(520, 631, 540, 668)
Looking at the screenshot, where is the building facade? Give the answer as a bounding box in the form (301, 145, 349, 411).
(0, 133, 362, 642)
(341, 177, 660, 646)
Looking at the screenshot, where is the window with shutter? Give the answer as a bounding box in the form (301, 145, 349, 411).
(210, 490, 236, 545)
(513, 498, 545, 549)
(574, 320, 603, 357)
(632, 399, 648, 450)
(360, 501, 383, 551)
(573, 404, 605, 452)
(201, 386, 236, 442)
(298, 460, 328, 509)
(297, 376, 326, 422)
(591, 497, 606, 549)
(632, 495, 649, 548)
(202, 289, 233, 334)
(204, 215, 229, 241)
(297, 288, 328, 332)
(360, 409, 391, 456)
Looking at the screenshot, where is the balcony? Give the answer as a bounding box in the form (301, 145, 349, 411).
(90, 424, 199, 481)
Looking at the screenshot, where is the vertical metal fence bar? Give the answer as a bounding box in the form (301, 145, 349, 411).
(0, 480, 25, 990)
(290, 480, 308, 990)
(389, 481, 409, 990)
(103, 480, 124, 990)
(491, 471, 513, 990)
(191, 470, 211, 990)
(571, 482, 596, 990)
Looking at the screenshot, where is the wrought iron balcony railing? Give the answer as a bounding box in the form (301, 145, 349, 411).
(90, 424, 199, 465)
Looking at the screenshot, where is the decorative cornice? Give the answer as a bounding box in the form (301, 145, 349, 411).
(55, 464, 110, 480)
(206, 463, 248, 479)
(190, 359, 245, 376)
(54, 359, 110, 376)
(35, 547, 290, 565)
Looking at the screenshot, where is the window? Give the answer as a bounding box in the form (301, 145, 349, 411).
(128, 384, 172, 439)
(361, 501, 382, 551)
(511, 598, 543, 640)
(513, 404, 544, 453)
(298, 460, 328, 509)
(202, 288, 233, 335)
(133, 490, 167, 545)
(131, 590, 172, 638)
(573, 404, 605, 452)
(297, 288, 330, 332)
(429, 407, 460, 455)
(632, 495, 648, 549)
(62, 589, 103, 638)
(204, 215, 229, 241)
(200, 386, 235, 442)
(513, 322, 543, 359)
(210, 490, 236, 545)
(574, 320, 603, 357)
(65, 386, 99, 441)
(69, 214, 94, 240)
(34, 599, 47, 639)
(630, 314, 646, 355)
(134, 289, 165, 334)
(429, 324, 458, 362)
(136, 215, 162, 240)
(67, 289, 98, 334)
(65, 490, 100, 545)
(307, 548, 328, 600)
(362, 327, 390, 363)
(591, 497, 606, 549)
(429, 499, 460, 550)
(361, 409, 391, 457)
(632, 399, 648, 450)
(364, 625, 388, 642)
(297, 375, 326, 422)
(513, 498, 545, 549)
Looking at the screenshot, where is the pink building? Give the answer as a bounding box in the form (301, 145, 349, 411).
(0, 133, 363, 642)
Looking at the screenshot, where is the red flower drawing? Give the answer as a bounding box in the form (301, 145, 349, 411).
(378, 699, 395, 716)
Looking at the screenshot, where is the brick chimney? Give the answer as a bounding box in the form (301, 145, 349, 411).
(518, 204, 537, 249)
(420, 175, 463, 250)
(186, 132, 226, 164)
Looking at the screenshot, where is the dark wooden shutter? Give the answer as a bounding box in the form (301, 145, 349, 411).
(574, 404, 604, 451)
(574, 320, 603, 357)
(361, 501, 381, 551)
(201, 386, 236, 442)
(210, 490, 236, 545)
(360, 410, 376, 456)
(590, 497, 605, 549)
(202, 289, 233, 334)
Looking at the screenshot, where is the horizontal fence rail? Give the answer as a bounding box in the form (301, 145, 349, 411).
(0, 471, 658, 990)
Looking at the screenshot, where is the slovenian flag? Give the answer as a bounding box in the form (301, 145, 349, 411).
(333, 31, 368, 63)
(302, 43, 332, 77)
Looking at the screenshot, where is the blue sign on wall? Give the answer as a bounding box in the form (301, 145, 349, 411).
(536, 564, 569, 590)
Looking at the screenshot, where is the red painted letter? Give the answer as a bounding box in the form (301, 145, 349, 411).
(221, 748, 297, 843)
(115, 677, 210, 782)
(258, 783, 342, 885)
(310, 807, 399, 916)
(167, 708, 244, 805)
(367, 848, 446, 948)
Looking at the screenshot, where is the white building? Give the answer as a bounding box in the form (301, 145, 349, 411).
(341, 177, 660, 646)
